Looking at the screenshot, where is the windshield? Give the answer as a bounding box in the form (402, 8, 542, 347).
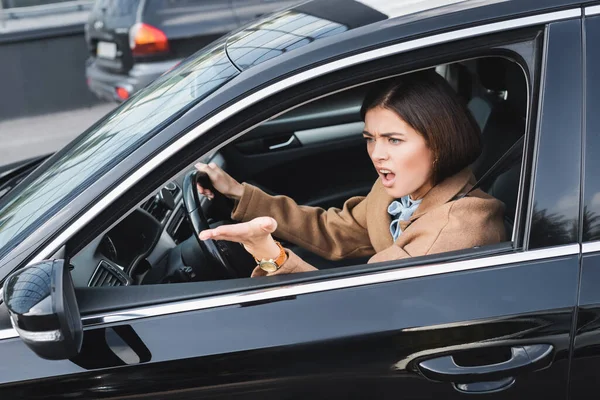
(0, 41, 238, 261)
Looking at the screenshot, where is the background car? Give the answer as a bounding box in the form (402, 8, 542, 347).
(85, 0, 299, 102)
(0, 0, 599, 399)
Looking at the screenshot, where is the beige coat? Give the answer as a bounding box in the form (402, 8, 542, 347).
(231, 167, 506, 277)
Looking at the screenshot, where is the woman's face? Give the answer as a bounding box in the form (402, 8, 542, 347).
(363, 106, 435, 199)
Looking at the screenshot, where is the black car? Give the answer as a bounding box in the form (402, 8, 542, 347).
(1, 0, 599, 398)
(85, 0, 298, 102)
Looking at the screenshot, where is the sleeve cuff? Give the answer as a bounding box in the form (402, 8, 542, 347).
(231, 182, 257, 222)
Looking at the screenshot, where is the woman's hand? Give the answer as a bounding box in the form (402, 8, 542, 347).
(199, 216, 281, 261)
(194, 162, 244, 201)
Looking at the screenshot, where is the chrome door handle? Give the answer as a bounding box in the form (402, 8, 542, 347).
(268, 135, 295, 150)
(418, 344, 553, 383)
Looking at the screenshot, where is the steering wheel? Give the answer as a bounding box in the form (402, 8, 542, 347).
(182, 170, 238, 278)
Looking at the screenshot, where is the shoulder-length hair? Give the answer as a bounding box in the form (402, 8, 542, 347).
(360, 70, 482, 184)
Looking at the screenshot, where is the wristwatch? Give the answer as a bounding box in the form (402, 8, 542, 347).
(254, 241, 287, 272)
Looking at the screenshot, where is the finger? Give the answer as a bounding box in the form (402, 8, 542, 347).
(199, 227, 245, 243)
(199, 222, 261, 243)
(195, 162, 216, 178)
(194, 162, 208, 172)
(198, 162, 225, 187)
(195, 184, 213, 198)
(199, 229, 214, 241)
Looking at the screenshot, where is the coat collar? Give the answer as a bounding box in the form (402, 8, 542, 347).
(371, 167, 475, 248)
(409, 167, 475, 221)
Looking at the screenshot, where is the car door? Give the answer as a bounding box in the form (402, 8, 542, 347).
(0, 11, 583, 400)
(567, 6, 600, 398)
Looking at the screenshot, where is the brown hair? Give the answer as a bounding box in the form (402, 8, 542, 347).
(360, 70, 481, 184)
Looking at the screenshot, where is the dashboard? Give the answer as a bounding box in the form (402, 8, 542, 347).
(69, 154, 224, 288)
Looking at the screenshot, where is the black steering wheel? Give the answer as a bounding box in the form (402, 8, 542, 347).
(182, 170, 238, 278)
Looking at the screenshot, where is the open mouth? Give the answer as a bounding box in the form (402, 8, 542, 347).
(379, 169, 396, 187)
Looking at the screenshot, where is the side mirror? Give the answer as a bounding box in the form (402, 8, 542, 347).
(2, 259, 82, 360)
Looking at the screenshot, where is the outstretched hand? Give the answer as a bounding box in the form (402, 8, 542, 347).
(199, 216, 281, 260)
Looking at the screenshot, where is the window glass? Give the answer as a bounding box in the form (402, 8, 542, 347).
(226, 10, 349, 70)
(0, 41, 238, 261)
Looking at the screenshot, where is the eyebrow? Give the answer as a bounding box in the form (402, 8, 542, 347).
(362, 131, 406, 138)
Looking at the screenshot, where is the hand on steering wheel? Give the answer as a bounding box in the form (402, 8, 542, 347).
(194, 162, 244, 201)
(182, 167, 255, 279)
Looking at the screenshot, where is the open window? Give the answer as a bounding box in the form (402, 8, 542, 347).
(218, 56, 528, 269)
(65, 27, 539, 311)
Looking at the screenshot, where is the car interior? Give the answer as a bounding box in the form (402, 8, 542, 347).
(68, 55, 528, 289)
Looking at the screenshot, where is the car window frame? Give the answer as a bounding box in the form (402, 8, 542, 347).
(0, 8, 583, 341)
(37, 9, 579, 266)
(62, 21, 561, 268)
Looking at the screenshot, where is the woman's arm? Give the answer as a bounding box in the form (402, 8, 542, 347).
(231, 184, 374, 260)
(196, 163, 375, 260)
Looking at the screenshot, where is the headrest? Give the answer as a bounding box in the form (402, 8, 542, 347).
(477, 57, 527, 118)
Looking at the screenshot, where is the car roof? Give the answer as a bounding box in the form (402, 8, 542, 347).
(225, 0, 587, 71)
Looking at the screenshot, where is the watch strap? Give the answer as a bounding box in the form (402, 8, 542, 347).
(255, 241, 287, 271)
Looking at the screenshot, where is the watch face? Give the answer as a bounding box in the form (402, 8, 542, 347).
(259, 261, 278, 272)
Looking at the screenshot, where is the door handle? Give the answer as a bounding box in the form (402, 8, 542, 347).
(417, 344, 553, 383)
(268, 135, 296, 150)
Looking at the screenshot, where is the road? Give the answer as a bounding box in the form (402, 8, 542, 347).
(0, 102, 116, 167)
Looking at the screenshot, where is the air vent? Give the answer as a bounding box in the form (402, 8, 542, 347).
(89, 261, 130, 287)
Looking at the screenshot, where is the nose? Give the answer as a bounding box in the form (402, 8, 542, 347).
(370, 139, 388, 161)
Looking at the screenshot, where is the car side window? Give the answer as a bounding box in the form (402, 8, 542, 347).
(68, 54, 532, 288)
(225, 56, 527, 239)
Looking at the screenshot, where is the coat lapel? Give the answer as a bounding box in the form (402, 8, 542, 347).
(369, 179, 395, 251)
(409, 167, 475, 222)
(368, 168, 475, 251)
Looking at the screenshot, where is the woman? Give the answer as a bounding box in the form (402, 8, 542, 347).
(195, 71, 506, 277)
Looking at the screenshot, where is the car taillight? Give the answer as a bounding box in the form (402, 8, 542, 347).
(129, 23, 169, 56)
(115, 86, 130, 101)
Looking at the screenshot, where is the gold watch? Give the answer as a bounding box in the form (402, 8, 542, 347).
(254, 241, 287, 272)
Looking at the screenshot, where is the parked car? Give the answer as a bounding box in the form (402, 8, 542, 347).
(1, 0, 598, 398)
(84, 0, 299, 102)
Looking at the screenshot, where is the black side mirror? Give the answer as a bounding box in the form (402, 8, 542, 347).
(2, 259, 82, 360)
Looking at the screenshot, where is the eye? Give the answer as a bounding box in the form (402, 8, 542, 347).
(389, 138, 402, 144)
(363, 136, 374, 143)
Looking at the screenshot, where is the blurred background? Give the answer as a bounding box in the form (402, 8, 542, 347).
(0, 0, 297, 167)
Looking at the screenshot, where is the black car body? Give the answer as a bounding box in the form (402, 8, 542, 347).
(1, 0, 600, 398)
(84, 0, 298, 102)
